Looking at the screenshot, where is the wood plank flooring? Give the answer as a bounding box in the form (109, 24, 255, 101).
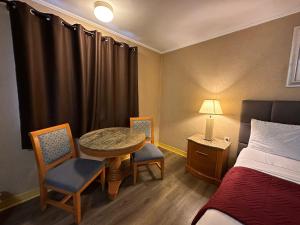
(0, 150, 217, 225)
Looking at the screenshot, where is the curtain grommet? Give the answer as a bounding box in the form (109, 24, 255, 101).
(29, 9, 35, 15)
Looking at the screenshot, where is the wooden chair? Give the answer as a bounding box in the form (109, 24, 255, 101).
(130, 117, 164, 184)
(29, 123, 105, 224)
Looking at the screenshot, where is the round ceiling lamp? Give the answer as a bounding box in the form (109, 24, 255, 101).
(94, 1, 114, 23)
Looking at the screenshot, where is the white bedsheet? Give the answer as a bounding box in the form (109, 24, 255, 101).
(196, 147, 300, 225)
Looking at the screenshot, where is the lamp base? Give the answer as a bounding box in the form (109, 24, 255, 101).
(204, 117, 214, 141)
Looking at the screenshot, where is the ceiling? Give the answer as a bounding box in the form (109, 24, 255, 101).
(36, 0, 300, 53)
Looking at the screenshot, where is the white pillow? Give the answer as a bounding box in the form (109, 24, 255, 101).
(248, 119, 300, 161)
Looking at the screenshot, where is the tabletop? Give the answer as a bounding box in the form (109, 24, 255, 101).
(79, 127, 146, 157)
(187, 133, 231, 150)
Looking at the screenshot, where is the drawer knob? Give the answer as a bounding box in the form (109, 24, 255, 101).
(196, 151, 208, 157)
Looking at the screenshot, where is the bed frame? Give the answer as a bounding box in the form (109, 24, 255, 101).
(237, 100, 300, 154)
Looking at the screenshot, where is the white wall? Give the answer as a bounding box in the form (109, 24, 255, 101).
(0, 5, 38, 196)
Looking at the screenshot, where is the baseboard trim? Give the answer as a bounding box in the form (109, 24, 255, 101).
(0, 188, 40, 212)
(158, 142, 187, 158)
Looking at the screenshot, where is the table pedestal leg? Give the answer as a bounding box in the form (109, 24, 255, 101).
(107, 157, 122, 200)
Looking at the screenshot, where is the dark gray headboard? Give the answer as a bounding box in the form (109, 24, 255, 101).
(237, 100, 300, 154)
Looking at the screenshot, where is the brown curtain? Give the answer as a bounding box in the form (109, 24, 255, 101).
(7, 1, 138, 148)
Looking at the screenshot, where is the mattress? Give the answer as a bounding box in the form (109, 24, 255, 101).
(196, 147, 300, 225)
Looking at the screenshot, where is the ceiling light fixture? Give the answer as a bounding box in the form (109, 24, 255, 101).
(94, 1, 114, 23)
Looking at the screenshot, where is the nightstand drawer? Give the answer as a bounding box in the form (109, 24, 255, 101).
(188, 141, 217, 177)
(186, 134, 231, 184)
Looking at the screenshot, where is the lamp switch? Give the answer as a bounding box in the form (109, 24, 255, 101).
(224, 137, 230, 142)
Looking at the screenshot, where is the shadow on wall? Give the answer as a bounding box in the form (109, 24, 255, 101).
(0, 6, 38, 197)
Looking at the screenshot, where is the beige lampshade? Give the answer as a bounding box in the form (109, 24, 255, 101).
(199, 99, 223, 115)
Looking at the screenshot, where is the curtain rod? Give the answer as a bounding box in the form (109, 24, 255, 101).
(1, 0, 136, 49)
(28, 7, 96, 36)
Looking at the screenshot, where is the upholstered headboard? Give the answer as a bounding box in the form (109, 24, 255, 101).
(237, 100, 300, 154)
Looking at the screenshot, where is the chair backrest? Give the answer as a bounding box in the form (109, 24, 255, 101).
(29, 123, 77, 179)
(130, 117, 154, 144)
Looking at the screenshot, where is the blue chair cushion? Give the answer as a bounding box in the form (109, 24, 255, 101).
(133, 143, 164, 162)
(45, 158, 105, 193)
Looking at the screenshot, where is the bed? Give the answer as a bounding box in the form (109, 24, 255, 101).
(193, 100, 300, 225)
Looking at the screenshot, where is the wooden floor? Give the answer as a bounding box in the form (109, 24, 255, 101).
(0, 150, 217, 225)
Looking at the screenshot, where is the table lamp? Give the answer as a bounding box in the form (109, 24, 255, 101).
(199, 99, 223, 141)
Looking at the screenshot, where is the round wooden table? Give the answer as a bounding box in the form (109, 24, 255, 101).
(79, 127, 145, 200)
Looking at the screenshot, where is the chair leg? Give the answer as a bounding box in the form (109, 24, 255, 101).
(73, 193, 81, 224)
(133, 163, 138, 185)
(100, 168, 105, 192)
(39, 184, 47, 211)
(161, 159, 164, 180)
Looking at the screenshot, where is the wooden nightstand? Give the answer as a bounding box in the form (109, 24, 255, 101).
(186, 134, 231, 184)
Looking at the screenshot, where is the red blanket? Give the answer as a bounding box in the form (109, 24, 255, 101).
(192, 167, 300, 225)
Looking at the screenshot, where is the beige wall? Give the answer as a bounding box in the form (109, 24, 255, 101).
(0, 0, 161, 197)
(160, 12, 300, 164)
